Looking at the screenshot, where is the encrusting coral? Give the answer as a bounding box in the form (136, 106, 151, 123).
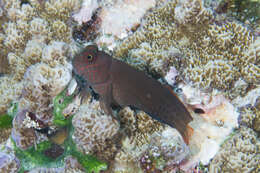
(0, 0, 259, 172)
(11, 109, 37, 150)
(209, 126, 260, 173)
(114, 0, 259, 98)
(72, 100, 120, 158)
(118, 106, 163, 146)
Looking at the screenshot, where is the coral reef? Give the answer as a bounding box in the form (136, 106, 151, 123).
(74, 0, 156, 50)
(0, 0, 259, 172)
(0, 76, 23, 114)
(118, 106, 163, 146)
(166, 84, 239, 171)
(28, 156, 86, 173)
(53, 78, 80, 126)
(73, 0, 99, 25)
(139, 127, 190, 172)
(114, 0, 259, 98)
(0, 152, 20, 173)
(114, 107, 189, 172)
(231, 86, 260, 133)
(20, 62, 72, 124)
(99, 0, 156, 39)
(10, 87, 107, 173)
(209, 126, 260, 172)
(0, 0, 81, 115)
(217, 0, 260, 23)
(0, 128, 11, 144)
(11, 109, 37, 150)
(72, 100, 120, 157)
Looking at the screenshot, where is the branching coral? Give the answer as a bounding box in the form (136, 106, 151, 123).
(209, 126, 260, 172)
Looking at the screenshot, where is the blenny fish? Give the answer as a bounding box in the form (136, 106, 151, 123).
(72, 45, 193, 144)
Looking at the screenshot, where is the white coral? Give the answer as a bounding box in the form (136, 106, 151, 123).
(3, 22, 25, 50)
(100, 0, 156, 39)
(29, 18, 50, 38)
(72, 0, 99, 25)
(23, 39, 46, 64)
(23, 62, 72, 98)
(41, 41, 69, 66)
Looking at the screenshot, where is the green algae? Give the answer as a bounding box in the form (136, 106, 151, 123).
(14, 140, 61, 173)
(0, 114, 13, 128)
(14, 87, 107, 172)
(53, 87, 75, 126)
(7, 102, 18, 118)
(0, 102, 19, 129)
(14, 120, 107, 173)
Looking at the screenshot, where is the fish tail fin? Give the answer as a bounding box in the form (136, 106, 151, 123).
(181, 124, 194, 145)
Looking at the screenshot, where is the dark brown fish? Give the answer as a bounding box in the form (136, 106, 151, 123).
(72, 45, 193, 144)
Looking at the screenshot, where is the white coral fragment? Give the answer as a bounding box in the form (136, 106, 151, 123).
(73, 0, 99, 25)
(177, 84, 239, 169)
(100, 0, 156, 39)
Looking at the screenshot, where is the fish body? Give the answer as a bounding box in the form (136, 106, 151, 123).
(73, 45, 193, 143)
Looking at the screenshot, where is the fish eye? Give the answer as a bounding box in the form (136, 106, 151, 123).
(87, 54, 93, 61)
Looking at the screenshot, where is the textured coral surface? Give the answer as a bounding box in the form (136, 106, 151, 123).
(0, 0, 259, 172)
(72, 100, 120, 157)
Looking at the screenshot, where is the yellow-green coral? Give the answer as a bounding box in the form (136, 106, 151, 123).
(209, 127, 260, 172)
(114, 0, 259, 97)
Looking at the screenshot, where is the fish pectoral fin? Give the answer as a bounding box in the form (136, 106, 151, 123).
(100, 99, 113, 115)
(79, 87, 91, 104)
(94, 81, 114, 116)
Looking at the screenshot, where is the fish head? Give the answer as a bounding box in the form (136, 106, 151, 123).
(72, 45, 112, 85)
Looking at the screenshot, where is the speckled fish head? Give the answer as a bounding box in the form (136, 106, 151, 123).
(72, 45, 112, 85)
